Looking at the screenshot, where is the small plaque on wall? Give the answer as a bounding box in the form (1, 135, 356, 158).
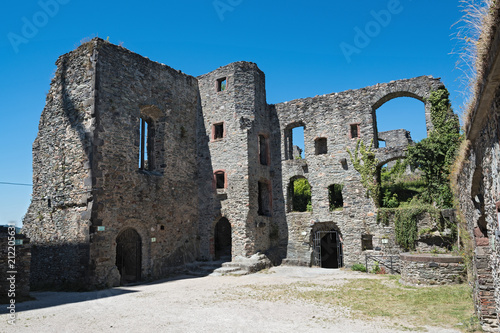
(97, 226, 105, 232)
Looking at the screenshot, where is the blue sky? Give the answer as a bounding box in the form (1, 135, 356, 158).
(0, 0, 467, 226)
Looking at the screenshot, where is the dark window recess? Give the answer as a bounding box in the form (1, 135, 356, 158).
(214, 123, 224, 140)
(329, 184, 344, 210)
(350, 124, 359, 139)
(315, 138, 328, 155)
(258, 181, 271, 216)
(259, 135, 269, 165)
(215, 172, 225, 189)
(217, 77, 227, 92)
(160, 225, 165, 231)
(362, 234, 373, 251)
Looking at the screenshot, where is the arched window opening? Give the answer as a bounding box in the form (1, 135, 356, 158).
(138, 105, 163, 172)
(374, 97, 425, 147)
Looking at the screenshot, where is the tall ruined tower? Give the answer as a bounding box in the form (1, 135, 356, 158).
(23, 39, 201, 288)
(197, 62, 282, 261)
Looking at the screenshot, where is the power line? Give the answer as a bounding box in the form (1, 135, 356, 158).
(0, 182, 33, 187)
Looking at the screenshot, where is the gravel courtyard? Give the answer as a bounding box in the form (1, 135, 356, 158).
(0, 266, 463, 333)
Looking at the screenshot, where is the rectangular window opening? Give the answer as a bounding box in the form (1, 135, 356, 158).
(217, 77, 227, 92)
(362, 234, 373, 251)
(213, 123, 224, 140)
(350, 124, 359, 139)
(315, 137, 328, 155)
(285, 125, 305, 160)
(329, 184, 344, 211)
(215, 172, 226, 189)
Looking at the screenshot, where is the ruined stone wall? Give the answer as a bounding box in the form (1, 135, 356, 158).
(455, 87, 500, 330)
(23, 39, 201, 288)
(274, 77, 443, 267)
(378, 129, 413, 147)
(90, 40, 200, 286)
(24, 39, 453, 290)
(22, 43, 96, 288)
(453, 4, 500, 328)
(401, 254, 465, 285)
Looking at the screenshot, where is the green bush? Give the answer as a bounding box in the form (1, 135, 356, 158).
(292, 178, 312, 212)
(351, 263, 367, 272)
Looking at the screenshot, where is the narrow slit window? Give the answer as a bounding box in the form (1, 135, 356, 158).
(217, 77, 227, 92)
(350, 124, 359, 139)
(139, 117, 151, 170)
(259, 134, 269, 165)
(258, 181, 271, 216)
(213, 123, 224, 140)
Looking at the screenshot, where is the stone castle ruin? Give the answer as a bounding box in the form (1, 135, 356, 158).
(23, 38, 446, 288)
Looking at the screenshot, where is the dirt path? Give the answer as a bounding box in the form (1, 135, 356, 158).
(0, 267, 460, 333)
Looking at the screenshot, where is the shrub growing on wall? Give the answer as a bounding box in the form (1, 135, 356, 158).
(406, 88, 462, 208)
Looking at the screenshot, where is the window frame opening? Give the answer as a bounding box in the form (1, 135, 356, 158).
(217, 77, 227, 92)
(328, 184, 344, 211)
(287, 176, 312, 212)
(350, 123, 360, 139)
(284, 122, 305, 160)
(362, 234, 374, 251)
(139, 116, 153, 171)
(315, 137, 328, 155)
(214, 170, 227, 191)
(212, 122, 225, 141)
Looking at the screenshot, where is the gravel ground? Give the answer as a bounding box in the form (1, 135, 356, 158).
(0, 266, 461, 333)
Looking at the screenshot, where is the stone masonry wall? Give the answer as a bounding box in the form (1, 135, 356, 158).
(90, 40, 200, 286)
(456, 85, 500, 331)
(23, 43, 96, 288)
(401, 254, 465, 285)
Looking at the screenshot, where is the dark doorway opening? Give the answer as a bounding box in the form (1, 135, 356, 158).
(116, 228, 142, 285)
(314, 230, 343, 269)
(214, 218, 231, 260)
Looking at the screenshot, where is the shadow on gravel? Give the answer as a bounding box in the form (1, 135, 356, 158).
(0, 287, 137, 314)
(0, 259, 230, 314)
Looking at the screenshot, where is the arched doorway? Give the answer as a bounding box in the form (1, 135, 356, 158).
(214, 218, 231, 260)
(116, 228, 142, 284)
(314, 230, 343, 269)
